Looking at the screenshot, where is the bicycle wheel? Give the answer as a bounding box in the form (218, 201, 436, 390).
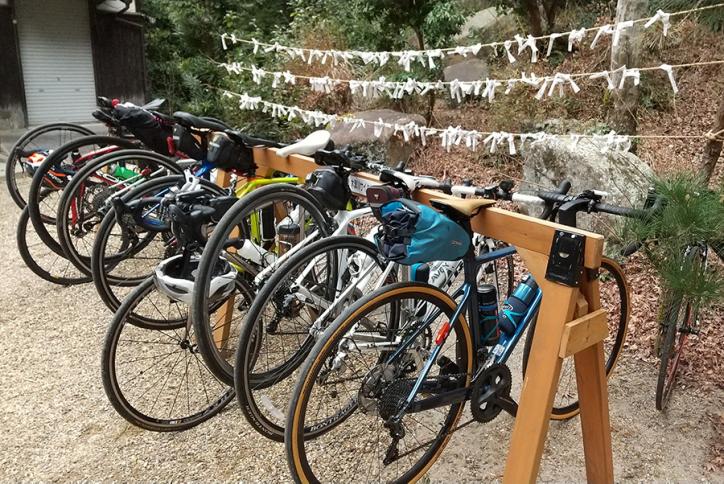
(5, 122, 94, 209)
(286, 282, 474, 483)
(91, 175, 224, 314)
(101, 277, 234, 431)
(56, 149, 183, 274)
(237, 235, 394, 441)
(16, 201, 91, 285)
(192, 183, 334, 384)
(521, 256, 630, 419)
(655, 245, 704, 411)
(26, 135, 138, 254)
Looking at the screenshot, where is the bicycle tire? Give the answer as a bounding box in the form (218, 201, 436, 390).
(521, 256, 630, 420)
(101, 277, 234, 432)
(5, 122, 94, 209)
(16, 202, 91, 286)
(236, 235, 392, 441)
(192, 183, 334, 385)
(286, 282, 474, 483)
(655, 245, 703, 411)
(56, 149, 183, 275)
(26, 135, 138, 255)
(91, 175, 225, 314)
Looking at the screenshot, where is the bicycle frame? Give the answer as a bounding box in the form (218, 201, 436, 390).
(369, 244, 541, 421)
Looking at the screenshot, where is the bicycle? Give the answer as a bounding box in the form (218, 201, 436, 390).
(284, 180, 657, 482)
(89, 130, 333, 314)
(231, 169, 516, 441)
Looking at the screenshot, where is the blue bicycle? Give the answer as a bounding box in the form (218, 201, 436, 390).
(285, 184, 637, 483)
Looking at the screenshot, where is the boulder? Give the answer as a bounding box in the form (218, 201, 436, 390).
(443, 58, 489, 82)
(456, 7, 517, 40)
(330, 109, 426, 166)
(520, 137, 654, 232)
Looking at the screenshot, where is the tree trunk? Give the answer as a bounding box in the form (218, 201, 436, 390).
(543, 0, 566, 33)
(522, 0, 543, 37)
(412, 27, 436, 126)
(608, 0, 647, 136)
(699, 94, 724, 183)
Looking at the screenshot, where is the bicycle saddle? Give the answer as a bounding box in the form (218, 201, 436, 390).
(225, 130, 282, 148)
(430, 198, 495, 218)
(276, 130, 332, 158)
(173, 112, 229, 132)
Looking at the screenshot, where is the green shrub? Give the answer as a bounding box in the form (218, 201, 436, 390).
(622, 173, 724, 304)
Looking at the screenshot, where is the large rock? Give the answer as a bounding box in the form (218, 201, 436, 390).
(330, 110, 426, 166)
(443, 58, 489, 82)
(456, 7, 517, 40)
(521, 137, 654, 232)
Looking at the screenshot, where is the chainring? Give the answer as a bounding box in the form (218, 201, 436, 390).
(470, 363, 512, 423)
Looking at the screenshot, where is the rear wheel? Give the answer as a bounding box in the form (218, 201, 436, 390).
(55, 150, 184, 275)
(5, 122, 94, 209)
(237, 235, 393, 441)
(286, 283, 474, 483)
(16, 201, 90, 285)
(192, 183, 333, 385)
(522, 256, 629, 419)
(26, 135, 137, 254)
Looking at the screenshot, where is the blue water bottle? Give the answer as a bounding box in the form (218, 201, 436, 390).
(498, 274, 539, 335)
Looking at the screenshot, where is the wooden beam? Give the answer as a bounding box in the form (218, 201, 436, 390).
(503, 248, 579, 483)
(559, 309, 609, 358)
(251, 147, 604, 268)
(575, 270, 614, 483)
(212, 169, 235, 352)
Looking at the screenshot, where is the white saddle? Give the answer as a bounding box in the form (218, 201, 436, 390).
(276, 130, 331, 158)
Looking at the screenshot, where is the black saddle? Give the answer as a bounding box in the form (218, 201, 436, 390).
(173, 112, 230, 132)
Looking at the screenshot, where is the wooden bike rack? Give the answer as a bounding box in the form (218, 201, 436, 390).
(214, 146, 614, 483)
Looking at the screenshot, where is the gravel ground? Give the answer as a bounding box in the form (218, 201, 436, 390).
(0, 189, 721, 482)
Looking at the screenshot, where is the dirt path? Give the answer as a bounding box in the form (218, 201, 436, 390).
(0, 190, 721, 482)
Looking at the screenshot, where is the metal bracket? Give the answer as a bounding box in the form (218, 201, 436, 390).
(545, 230, 585, 287)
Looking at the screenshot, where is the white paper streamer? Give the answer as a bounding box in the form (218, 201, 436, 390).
(567, 28, 586, 51)
(612, 20, 634, 46)
(590, 24, 615, 49)
(658, 63, 678, 93)
(645, 9, 671, 36)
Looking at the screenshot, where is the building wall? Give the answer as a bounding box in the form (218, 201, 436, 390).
(0, 1, 26, 129)
(89, 8, 147, 105)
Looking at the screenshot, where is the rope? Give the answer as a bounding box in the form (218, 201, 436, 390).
(221, 3, 724, 57)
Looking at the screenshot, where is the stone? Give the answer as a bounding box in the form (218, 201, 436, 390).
(520, 137, 654, 232)
(456, 7, 517, 40)
(329, 109, 426, 166)
(443, 58, 489, 82)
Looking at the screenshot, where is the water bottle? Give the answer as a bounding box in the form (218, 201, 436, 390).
(411, 261, 456, 288)
(276, 222, 300, 255)
(477, 283, 499, 345)
(497, 274, 539, 335)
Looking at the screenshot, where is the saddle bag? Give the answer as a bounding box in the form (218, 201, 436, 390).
(172, 125, 206, 161)
(373, 198, 470, 265)
(114, 105, 173, 156)
(206, 132, 255, 173)
(305, 167, 350, 211)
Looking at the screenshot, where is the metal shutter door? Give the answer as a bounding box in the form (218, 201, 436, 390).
(15, 0, 97, 125)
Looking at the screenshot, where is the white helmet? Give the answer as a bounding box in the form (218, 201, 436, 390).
(153, 254, 237, 305)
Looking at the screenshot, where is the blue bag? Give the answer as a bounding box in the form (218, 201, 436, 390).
(374, 199, 470, 265)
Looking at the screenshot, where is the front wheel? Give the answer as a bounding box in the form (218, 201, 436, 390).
(521, 256, 630, 419)
(286, 282, 474, 483)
